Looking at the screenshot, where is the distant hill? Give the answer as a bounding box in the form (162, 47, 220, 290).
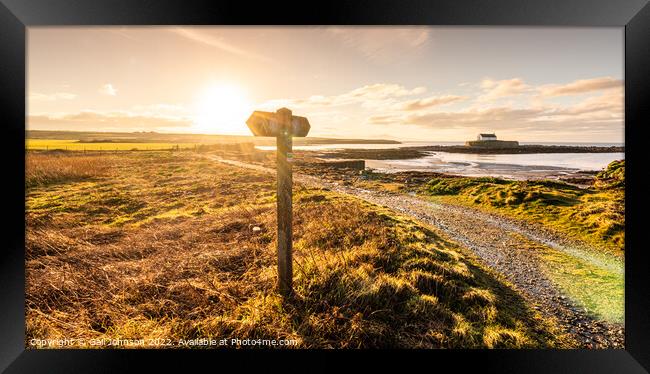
(25, 130, 400, 146)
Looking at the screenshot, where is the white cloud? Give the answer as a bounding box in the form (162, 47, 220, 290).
(260, 83, 426, 110)
(28, 92, 77, 101)
(258, 77, 622, 139)
(369, 107, 542, 128)
(395, 95, 468, 111)
(32, 75, 622, 140)
(99, 84, 118, 96)
(368, 92, 622, 135)
(541, 87, 623, 122)
(478, 78, 531, 102)
(538, 76, 622, 96)
(366, 77, 623, 137)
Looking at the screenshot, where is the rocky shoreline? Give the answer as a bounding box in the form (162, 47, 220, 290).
(315, 145, 624, 160)
(415, 144, 624, 154)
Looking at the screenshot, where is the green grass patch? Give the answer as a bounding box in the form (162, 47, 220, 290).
(417, 161, 625, 252)
(520, 238, 624, 324)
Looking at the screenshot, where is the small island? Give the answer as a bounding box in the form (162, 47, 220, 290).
(465, 133, 519, 148)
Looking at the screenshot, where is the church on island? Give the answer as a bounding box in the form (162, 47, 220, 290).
(477, 133, 497, 141)
(465, 133, 519, 148)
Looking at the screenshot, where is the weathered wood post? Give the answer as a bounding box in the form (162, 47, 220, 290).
(275, 108, 293, 296)
(246, 108, 310, 298)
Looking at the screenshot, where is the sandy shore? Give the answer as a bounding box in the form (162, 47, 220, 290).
(366, 158, 598, 182)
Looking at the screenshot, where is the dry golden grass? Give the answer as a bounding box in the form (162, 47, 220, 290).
(419, 175, 625, 252)
(343, 167, 625, 253)
(26, 151, 116, 188)
(25, 151, 573, 349)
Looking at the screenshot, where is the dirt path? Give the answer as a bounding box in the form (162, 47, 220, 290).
(211, 156, 625, 348)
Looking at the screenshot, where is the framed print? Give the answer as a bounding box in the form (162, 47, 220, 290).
(1, 0, 649, 372)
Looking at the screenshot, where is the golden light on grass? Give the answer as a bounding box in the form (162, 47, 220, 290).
(193, 84, 252, 135)
(25, 151, 574, 348)
(26, 152, 115, 188)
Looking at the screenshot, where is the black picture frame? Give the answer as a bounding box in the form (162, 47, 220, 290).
(2, 0, 649, 372)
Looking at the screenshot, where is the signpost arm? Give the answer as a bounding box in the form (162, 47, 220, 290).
(276, 109, 293, 297)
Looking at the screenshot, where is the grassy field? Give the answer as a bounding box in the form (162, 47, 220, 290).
(347, 161, 624, 254)
(534, 240, 624, 324)
(25, 151, 573, 348)
(415, 161, 625, 253)
(26, 139, 202, 151)
(25, 130, 399, 150)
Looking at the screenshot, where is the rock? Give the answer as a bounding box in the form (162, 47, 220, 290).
(300, 194, 326, 203)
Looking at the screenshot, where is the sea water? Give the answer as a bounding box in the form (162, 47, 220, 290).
(256, 142, 624, 177)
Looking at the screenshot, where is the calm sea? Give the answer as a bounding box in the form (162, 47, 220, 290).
(367, 152, 625, 175)
(256, 141, 624, 173)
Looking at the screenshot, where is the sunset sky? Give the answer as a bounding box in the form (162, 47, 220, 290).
(27, 27, 624, 142)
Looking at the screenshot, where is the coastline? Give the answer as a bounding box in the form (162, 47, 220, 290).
(308, 145, 624, 182)
(409, 144, 625, 154)
(316, 144, 625, 160)
(365, 159, 600, 183)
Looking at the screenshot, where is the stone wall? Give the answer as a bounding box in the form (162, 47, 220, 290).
(465, 140, 520, 148)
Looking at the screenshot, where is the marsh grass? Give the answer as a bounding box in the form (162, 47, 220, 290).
(26, 151, 116, 188)
(415, 163, 625, 252)
(26, 151, 573, 348)
(529, 240, 624, 324)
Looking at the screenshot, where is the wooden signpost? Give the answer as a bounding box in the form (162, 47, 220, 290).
(246, 108, 310, 297)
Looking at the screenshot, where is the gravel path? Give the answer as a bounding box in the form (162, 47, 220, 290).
(211, 156, 625, 348)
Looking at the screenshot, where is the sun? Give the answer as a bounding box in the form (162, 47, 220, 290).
(193, 84, 252, 134)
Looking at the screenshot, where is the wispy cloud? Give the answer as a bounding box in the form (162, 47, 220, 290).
(257, 76, 622, 139)
(368, 90, 623, 135)
(478, 78, 531, 102)
(326, 27, 431, 63)
(539, 76, 622, 96)
(106, 28, 141, 42)
(369, 107, 542, 128)
(29, 92, 77, 101)
(171, 28, 272, 62)
(260, 83, 426, 110)
(99, 83, 118, 96)
(28, 110, 192, 131)
(130, 103, 189, 116)
(542, 87, 623, 120)
(31, 75, 623, 140)
(363, 76, 623, 139)
(394, 95, 468, 111)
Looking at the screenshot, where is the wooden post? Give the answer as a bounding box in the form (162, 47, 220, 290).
(246, 107, 309, 298)
(276, 108, 293, 297)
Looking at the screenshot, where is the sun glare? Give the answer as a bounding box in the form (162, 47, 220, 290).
(193, 84, 252, 135)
